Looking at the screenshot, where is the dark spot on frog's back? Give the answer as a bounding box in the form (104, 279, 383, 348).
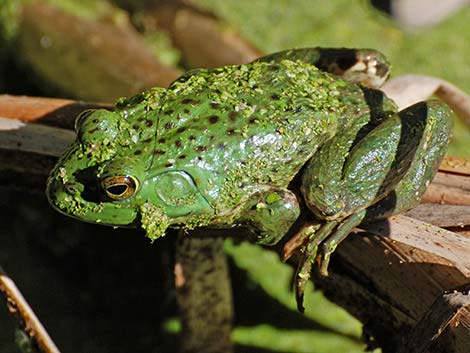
(182, 98, 199, 105)
(158, 138, 166, 143)
(164, 122, 173, 130)
(134, 150, 142, 155)
(227, 128, 235, 135)
(175, 139, 182, 148)
(177, 127, 187, 133)
(271, 94, 280, 100)
(88, 127, 99, 134)
(208, 115, 219, 124)
(196, 145, 207, 152)
(145, 120, 153, 127)
(228, 112, 237, 121)
(163, 109, 174, 115)
(153, 150, 165, 156)
(210, 102, 221, 109)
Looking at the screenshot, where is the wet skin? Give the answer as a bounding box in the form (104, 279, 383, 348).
(47, 48, 453, 310)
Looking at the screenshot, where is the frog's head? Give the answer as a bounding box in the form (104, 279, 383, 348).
(47, 89, 215, 240)
(47, 108, 148, 228)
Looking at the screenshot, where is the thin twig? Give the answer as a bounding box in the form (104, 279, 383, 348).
(0, 267, 61, 353)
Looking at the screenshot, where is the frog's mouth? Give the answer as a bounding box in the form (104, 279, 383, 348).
(47, 175, 140, 227)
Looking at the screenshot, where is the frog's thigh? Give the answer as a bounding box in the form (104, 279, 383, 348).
(240, 187, 300, 246)
(255, 47, 389, 88)
(364, 100, 453, 221)
(302, 100, 453, 221)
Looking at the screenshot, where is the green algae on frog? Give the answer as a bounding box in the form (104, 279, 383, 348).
(47, 48, 453, 310)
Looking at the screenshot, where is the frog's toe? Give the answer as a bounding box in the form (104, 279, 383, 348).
(282, 222, 321, 261)
(292, 221, 338, 312)
(317, 210, 367, 276)
(294, 240, 318, 313)
(292, 211, 367, 311)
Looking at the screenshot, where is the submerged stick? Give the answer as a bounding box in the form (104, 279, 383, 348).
(0, 268, 61, 353)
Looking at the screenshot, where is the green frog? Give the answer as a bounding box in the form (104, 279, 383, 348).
(47, 48, 453, 310)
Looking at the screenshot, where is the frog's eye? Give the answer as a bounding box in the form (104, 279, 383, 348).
(101, 175, 139, 201)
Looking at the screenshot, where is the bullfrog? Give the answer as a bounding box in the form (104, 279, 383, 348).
(46, 48, 453, 310)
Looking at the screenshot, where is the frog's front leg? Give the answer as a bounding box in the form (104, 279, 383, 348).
(229, 186, 301, 245)
(255, 47, 390, 88)
(293, 100, 453, 311)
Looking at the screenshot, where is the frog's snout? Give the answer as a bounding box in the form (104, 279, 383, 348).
(46, 176, 75, 210)
(47, 171, 141, 227)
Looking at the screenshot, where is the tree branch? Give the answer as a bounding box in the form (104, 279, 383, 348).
(0, 268, 61, 353)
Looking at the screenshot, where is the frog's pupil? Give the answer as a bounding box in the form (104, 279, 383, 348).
(106, 184, 128, 196)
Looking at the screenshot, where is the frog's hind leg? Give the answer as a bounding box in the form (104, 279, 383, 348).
(254, 47, 390, 88)
(363, 101, 453, 221)
(293, 100, 453, 310)
(291, 212, 370, 312)
(318, 100, 453, 272)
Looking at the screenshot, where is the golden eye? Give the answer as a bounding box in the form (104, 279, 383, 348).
(101, 176, 138, 200)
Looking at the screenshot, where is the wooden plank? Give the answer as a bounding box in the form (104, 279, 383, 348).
(428, 298, 470, 353)
(405, 204, 470, 227)
(423, 172, 470, 206)
(0, 95, 111, 128)
(0, 117, 74, 157)
(362, 215, 470, 276)
(397, 286, 470, 353)
(0, 95, 75, 122)
(439, 155, 470, 175)
(310, 216, 470, 353)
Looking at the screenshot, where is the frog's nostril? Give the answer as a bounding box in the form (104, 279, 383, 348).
(65, 183, 79, 195)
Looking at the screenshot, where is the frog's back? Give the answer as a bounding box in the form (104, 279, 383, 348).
(150, 60, 367, 204)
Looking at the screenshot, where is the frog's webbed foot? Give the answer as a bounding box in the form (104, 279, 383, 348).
(255, 47, 390, 88)
(288, 220, 336, 312)
(285, 211, 366, 312)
